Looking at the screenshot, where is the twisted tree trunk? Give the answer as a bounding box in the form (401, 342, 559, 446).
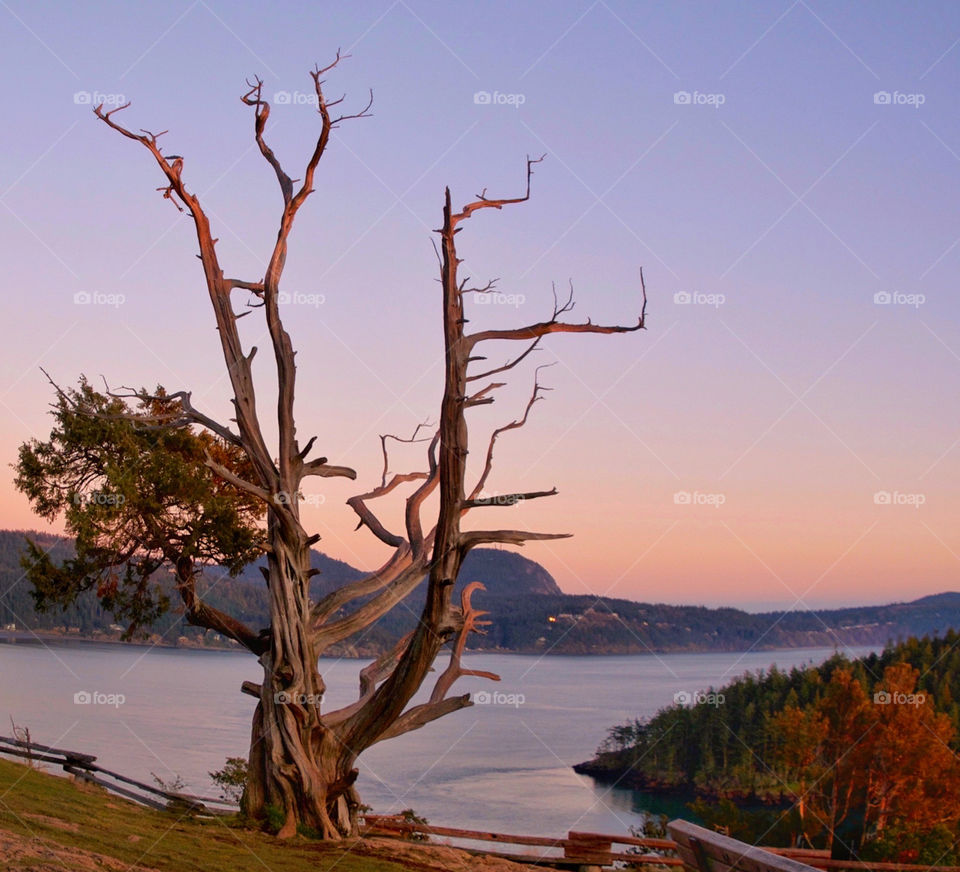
(92, 58, 645, 840)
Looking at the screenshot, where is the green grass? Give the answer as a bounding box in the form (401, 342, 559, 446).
(0, 756, 409, 871)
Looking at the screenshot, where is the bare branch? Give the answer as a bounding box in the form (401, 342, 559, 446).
(465, 336, 543, 383)
(460, 529, 572, 550)
(311, 546, 414, 628)
(240, 78, 293, 204)
(462, 488, 557, 509)
(175, 558, 268, 655)
(370, 694, 471, 745)
(466, 367, 552, 505)
(102, 384, 243, 447)
(403, 431, 441, 551)
(313, 558, 430, 649)
(302, 458, 358, 480)
(379, 423, 432, 488)
(227, 278, 265, 294)
(430, 582, 500, 704)
(467, 269, 647, 347)
(450, 155, 544, 225)
(202, 453, 273, 504)
(369, 585, 501, 744)
(323, 632, 413, 727)
(347, 472, 427, 548)
(94, 100, 276, 486)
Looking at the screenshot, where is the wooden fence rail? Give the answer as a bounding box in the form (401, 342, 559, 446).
(361, 813, 681, 869)
(0, 734, 236, 815)
(1, 740, 958, 872)
(364, 814, 960, 872)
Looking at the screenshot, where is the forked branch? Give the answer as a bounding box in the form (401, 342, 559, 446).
(467, 269, 647, 348)
(371, 583, 500, 743)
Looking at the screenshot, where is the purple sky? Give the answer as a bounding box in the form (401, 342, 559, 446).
(1, 1, 959, 610)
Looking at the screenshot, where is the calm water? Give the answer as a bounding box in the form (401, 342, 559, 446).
(0, 641, 874, 837)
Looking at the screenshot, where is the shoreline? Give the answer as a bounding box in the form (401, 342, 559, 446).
(573, 759, 791, 807)
(0, 630, 868, 660)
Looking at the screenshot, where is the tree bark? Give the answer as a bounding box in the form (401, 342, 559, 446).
(243, 516, 360, 838)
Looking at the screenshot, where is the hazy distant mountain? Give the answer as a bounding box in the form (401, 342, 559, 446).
(1, 528, 958, 655)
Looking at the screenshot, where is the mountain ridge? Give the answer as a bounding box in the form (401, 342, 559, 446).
(1, 529, 958, 655)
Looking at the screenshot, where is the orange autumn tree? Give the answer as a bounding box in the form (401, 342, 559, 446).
(863, 663, 960, 839)
(774, 663, 960, 854)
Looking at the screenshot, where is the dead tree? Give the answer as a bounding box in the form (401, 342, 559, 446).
(91, 55, 645, 839)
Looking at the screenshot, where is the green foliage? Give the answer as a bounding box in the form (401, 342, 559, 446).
(151, 771, 187, 793)
(592, 633, 960, 854)
(860, 822, 960, 865)
(263, 802, 286, 835)
(688, 798, 802, 846)
(593, 633, 960, 797)
(13, 378, 264, 637)
(209, 757, 247, 805)
(628, 813, 678, 863)
(398, 808, 429, 841)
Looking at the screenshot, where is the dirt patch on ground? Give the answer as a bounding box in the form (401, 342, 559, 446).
(22, 812, 81, 832)
(0, 828, 160, 872)
(345, 836, 549, 871)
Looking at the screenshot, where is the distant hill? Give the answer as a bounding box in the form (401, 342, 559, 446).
(0, 530, 562, 653)
(1, 529, 959, 655)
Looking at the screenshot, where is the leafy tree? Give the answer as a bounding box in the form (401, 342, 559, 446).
(862, 663, 960, 840)
(209, 757, 249, 805)
(15, 378, 265, 644)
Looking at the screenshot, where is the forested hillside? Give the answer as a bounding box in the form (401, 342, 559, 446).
(3, 529, 960, 655)
(576, 633, 960, 861)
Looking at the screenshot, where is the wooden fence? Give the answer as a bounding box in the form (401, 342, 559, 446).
(1, 738, 958, 872)
(362, 814, 960, 872)
(0, 734, 236, 815)
(362, 813, 682, 868)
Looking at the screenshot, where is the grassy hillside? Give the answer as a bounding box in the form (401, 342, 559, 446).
(0, 755, 537, 871)
(0, 755, 406, 871)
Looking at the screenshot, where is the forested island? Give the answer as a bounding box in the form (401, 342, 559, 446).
(575, 633, 960, 862)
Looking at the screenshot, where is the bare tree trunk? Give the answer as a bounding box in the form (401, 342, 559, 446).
(248, 517, 362, 838)
(93, 60, 645, 840)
